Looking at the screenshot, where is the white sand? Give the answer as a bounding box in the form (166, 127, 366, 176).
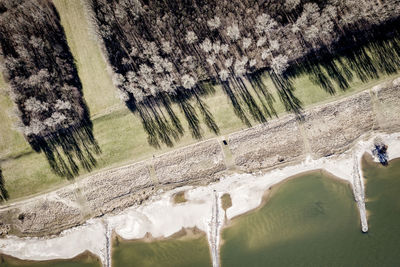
(1, 132, 399, 266)
(0, 219, 107, 264)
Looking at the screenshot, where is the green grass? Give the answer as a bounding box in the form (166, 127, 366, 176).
(53, 0, 121, 117)
(0, 86, 31, 160)
(0, 1, 399, 202)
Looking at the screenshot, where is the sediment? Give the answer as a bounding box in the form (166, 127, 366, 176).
(0, 78, 399, 238)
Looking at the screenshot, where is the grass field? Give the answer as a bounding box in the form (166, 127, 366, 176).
(0, 0, 399, 202)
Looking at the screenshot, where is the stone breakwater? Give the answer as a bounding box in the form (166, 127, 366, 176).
(0, 78, 400, 238)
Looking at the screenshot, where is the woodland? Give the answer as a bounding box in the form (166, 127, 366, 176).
(0, 0, 100, 178)
(86, 0, 400, 146)
(0, 0, 399, 182)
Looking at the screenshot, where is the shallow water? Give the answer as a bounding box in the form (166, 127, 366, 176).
(0, 252, 101, 267)
(112, 232, 212, 267)
(3, 157, 400, 267)
(220, 157, 400, 267)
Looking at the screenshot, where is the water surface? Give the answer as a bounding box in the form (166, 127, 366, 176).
(0, 252, 101, 267)
(220, 157, 400, 267)
(112, 230, 212, 267)
(3, 156, 399, 267)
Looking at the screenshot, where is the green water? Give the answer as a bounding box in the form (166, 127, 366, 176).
(3, 157, 400, 267)
(0, 252, 101, 267)
(220, 157, 400, 267)
(112, 234, 212, 267)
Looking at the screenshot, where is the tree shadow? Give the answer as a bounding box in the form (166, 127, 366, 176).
(88, 0, 400, 149)
(126, 84, 220, 148)
(270, 71, 303, 116)
(0, 167, 9, 202)
(29, 4, 101, 179)
(0, 1, 101, 179)
(29, 114, 101, 179)
(219, 74, 281, 128)
(286, 21, 400, 95)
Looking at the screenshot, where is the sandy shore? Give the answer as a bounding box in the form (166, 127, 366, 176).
(0, 132, 399, 266)
(0, 78, 400, 266)
(1, 78, 400, 239)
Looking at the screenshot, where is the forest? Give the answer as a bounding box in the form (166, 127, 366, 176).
(0, 0, 400, 181)
(86, 0, 400, 146)
(0, 167, 8, 202)
(0, 0, 100, 178)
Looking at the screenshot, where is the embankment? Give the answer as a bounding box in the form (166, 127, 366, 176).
(0, 78, 399, 238)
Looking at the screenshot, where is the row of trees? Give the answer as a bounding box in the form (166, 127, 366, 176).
(0, 0, 100, 178)
(86, 0, 400, 146)
(0, 167, 8, 202)
(87, 0, 400, 99)
(0, 0, 84, 139)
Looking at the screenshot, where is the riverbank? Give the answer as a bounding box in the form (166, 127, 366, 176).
(0, 78, 399, 266)
(2, 77, 399, 238)
(1, 132, 399, 266)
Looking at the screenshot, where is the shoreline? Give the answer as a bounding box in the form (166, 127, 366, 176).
(222, 168, 351, 227)
(1, 78, 399, 239)
(0, 250, 101, 266)
(0, 77, 399, 266)
(0, 132, 399, 266)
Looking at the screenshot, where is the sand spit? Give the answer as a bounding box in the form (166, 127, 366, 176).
(0, 78, 400, 265)
(207, 191, 224, 267)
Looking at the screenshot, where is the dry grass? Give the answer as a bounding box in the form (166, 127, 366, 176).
(173, 191, 187, 204)
(221, 193, 232, 211)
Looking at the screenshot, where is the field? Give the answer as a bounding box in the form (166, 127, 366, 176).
(0, 0, 399, 202)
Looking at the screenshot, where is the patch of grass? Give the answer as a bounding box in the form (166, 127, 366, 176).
(0, 72, 5, 88)
(221, 193, 232, 211)
(52, 0, 121, 117)
(1, 71, 398, 200)
(173, 191, 187, 204)
(0, 74, 31, 160)
(0, 1, 399, 201)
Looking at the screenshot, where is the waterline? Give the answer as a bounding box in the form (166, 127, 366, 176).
(1, 133, 399, 265)
(220, 156, 400, 266)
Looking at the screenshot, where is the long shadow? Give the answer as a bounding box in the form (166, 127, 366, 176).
(87, 0, 400, 149)
(29, 114, 101, 179)
(87, 0, 286, 147)
(0, 167, 9, 202)
(286, 21, 400, 95)
(126, 84, 219, 148)
(269, 71, 303, 116)
(0, 0, 100, 179)
(88, 0, 222, 148)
